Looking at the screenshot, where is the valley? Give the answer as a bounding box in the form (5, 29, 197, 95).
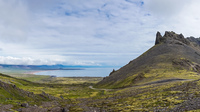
(1, 31, 200, 111)
(1, 71, 200, 111)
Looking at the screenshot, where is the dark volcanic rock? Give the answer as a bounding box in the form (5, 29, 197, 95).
(62, 108, 69, 112)
(155, 31, 190, 45)
(0, 104, 13, 112)
(49, 107, 63, 112)
(187, 36, 200, 47)
(20, 106, 48, 112)
(109, 69, 116, 76)
(21, 103, 29, 108)
(155, 31, 163, 45)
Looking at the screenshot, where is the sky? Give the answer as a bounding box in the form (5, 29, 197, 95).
(0, 0, 200, 66)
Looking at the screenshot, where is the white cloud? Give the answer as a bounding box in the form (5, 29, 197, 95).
(0, 0, 29, 43)
(145, 0, 188, 17)
(24, 0, 59, 12)
(1, 0, 200, 66)
(144, 0, 200, 37)
(0, 56, 53, 65)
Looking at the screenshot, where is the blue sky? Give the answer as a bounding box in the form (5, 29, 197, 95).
(0, 0, 200, 66)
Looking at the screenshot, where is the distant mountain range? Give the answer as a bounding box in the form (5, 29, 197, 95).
(0, 64, 117, 70)
(0, 64, 85, 70)
(0, 64, 80, 70)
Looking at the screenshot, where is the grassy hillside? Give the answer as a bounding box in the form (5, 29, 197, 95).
(1, 65, 200, 111)
(85, 79, 200, 111)
(0, 73, 103, 111)
(0, 73, 52, 111)
(95, 31, 200, 89)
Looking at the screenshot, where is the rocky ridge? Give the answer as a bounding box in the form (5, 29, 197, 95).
(155, 31, 190, 45)
(95, 31, 200, 89)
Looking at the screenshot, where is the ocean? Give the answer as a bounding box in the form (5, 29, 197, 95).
(34, 67, 118, 77)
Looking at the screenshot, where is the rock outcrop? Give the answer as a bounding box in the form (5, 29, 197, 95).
(155, 31, 163, 45)
(155, 31, 190, 45)
(187, 36, 200, 47)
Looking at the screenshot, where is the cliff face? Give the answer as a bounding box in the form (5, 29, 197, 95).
(95, 31, 200, 89)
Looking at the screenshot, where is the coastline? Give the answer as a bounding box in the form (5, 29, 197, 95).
(25, 70, 56, 75)
(22, 68, 114, 77)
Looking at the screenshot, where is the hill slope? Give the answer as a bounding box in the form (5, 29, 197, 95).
(95, 31, 200, 88)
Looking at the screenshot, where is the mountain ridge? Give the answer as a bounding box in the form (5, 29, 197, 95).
(95, 31, 200, 88)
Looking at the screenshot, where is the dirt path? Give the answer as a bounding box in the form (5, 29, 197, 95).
(88, 86, 114, 91)
(142, 78, 192, 86)
(89, 78, 192, 91)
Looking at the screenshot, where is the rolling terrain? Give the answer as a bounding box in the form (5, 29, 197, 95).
(0, 73, 103, 111)
(2, 31, 200, 111)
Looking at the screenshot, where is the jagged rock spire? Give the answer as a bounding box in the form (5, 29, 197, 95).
(155, 31, 190, 45)
(155, 31, 162, 45)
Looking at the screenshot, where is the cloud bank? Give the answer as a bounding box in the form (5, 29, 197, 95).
(0, 0, 200, 66)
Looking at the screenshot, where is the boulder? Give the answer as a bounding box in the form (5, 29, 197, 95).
(21, 103, 29, 108)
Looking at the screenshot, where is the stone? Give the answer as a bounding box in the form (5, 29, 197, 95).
(109, 69, 116, 76)
(62, 108, 69, 112)
(21, 103, 29, 108)
(49, 107, 62, 112)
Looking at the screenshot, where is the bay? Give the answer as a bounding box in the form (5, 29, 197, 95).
(34, 67, 118, 77)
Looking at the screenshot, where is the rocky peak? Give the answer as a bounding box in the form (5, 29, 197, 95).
(164, 31, 177, 38)
(164, 31, 185, 39)
(155, 31, 190, 45)
(155, 31, 162, 45)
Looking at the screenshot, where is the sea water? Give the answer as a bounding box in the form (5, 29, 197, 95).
(34, 67, 118, 77)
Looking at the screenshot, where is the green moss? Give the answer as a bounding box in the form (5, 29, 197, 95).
(97, 63, 200, 89)
(1, 69, 200, 111)
(189, 109, 200, 112)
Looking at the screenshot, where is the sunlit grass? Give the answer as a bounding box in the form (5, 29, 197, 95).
(1, 67, 200, 111)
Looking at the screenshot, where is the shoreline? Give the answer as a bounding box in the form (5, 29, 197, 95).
(23, 68, 111, 77)
(25, 70, 57, 75)
(25, 68, 85, 75)
(25, 70, 104, 78)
